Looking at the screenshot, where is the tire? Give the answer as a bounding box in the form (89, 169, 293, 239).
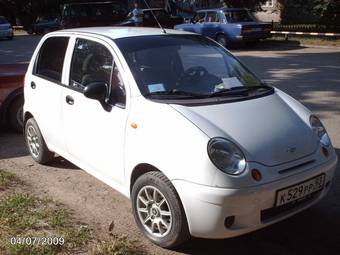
(43, 28, 50, 35)
(8, 96, 24, 133)
(25, 117, 54, 164)
(27, 28, 34, 35)
(131, 171, 190, 248)
(216, 34, 228, 48)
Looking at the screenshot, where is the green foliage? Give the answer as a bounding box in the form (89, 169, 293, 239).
(279, 0, 340, 32)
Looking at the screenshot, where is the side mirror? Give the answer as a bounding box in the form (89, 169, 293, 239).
(83, 82, 108, 103)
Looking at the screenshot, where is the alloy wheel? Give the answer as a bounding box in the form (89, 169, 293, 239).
(26, 125, 40, 158)
(136, 185, 172, 237)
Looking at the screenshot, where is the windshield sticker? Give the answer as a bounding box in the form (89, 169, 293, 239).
(221, 77, 243, 89)
(147, 83, 165, 93)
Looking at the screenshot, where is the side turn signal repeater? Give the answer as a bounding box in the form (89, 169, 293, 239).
(131, 123, 138, 129)
(251, 169, 262, 182)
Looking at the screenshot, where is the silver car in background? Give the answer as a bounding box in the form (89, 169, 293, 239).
(0, 16, 14, 40)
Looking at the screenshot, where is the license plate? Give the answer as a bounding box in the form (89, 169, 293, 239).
(252, 28, 262, 32)
(275, 174, 325, 207)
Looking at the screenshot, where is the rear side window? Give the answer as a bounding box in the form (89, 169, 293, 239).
(35, 37, 69, 82)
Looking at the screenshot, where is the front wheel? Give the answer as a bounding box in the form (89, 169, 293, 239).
(131, 171, 190, 248)
(25, 118, 54, 164)
(216, 34, 228, 48)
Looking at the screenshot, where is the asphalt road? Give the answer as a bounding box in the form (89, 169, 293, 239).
(1, 34, 340, 255)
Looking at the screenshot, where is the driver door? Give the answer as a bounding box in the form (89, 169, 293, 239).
(61, 37, 128, 186)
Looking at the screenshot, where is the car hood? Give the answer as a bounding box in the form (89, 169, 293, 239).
(170, 92, 318, 166)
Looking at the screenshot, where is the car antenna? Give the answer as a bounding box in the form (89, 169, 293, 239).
(142, 0, 167, 34)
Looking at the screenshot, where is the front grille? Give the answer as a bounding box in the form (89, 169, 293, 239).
(278, 159, 315, 174)
(261, 191, 320, 223)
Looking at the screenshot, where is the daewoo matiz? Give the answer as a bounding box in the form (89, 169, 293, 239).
(24, 27, 337, 248)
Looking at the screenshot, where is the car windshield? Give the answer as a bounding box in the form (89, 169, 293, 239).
(115, 35, 268, 100)
(224, 10, 254, 23)
(0, 17, 8, 24)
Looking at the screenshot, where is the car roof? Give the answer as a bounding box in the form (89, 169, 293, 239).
(197, 8, 247, 12)
(54, 27, 194, 39)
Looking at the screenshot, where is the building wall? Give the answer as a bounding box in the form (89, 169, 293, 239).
(254, 0, 281, 22)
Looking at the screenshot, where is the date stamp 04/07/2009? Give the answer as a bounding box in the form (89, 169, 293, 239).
(10, 237, 65, 246)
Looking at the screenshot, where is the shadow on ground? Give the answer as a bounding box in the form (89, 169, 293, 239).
(236, 50, 340, 119)
(176, 148, 340, 255)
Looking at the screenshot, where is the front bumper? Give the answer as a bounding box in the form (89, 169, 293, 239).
(231, 32, 271, 42)
(173, 155, 337, 239)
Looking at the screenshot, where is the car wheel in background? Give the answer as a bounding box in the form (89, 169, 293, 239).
(8, 96, 24, 132)
(27, 28, 34, 35)
(131, 171, 190, 248)
(216, 34, 228, 48)
(25, 117, 54, 164)
(43, 28, 51, 35)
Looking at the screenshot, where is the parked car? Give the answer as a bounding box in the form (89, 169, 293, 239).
(0, 16, 14, 40)
(0, 64, 28, 132)
(175, 8, 272, 47)
(26, 18, 61, 35)
(24, 27, 337, 248)
(61, 1, 128, 29)
(120, 8, 184, 28)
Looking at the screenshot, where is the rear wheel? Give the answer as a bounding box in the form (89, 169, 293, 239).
(8, 96, 24, 133)
(216, 34, 228, 48)
(25, 118, 54, 164)
(131, 171, 190, 248)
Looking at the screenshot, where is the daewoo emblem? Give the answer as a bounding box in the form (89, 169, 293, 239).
(286, 147, 297, 153)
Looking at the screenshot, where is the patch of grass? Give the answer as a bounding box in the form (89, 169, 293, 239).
(0, 170, 24, 190)
(0, 170, 148, 255)
(92, 235, 146, 255)
(0, 170, 92, 254)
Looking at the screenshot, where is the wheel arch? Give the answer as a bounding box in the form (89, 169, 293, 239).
(130, 163, 162, 194)
(23, 111, 34, 125)
(214, 31, 228, 41)
(0, 87, 23, 125)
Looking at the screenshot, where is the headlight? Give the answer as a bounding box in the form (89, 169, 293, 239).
(208, 138, 246, 175)
(310, 115, 331, 146)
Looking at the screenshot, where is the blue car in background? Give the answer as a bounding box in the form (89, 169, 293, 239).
(26, 18, 61, 35)
(175, 8, 272, 47)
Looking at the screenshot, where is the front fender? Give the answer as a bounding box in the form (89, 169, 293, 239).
(124, 97, 216, 188)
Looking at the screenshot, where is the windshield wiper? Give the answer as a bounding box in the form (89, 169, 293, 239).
(144, 90, 205, 98)
(209, 85, 272, 98)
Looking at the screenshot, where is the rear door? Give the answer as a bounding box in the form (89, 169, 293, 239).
(25, 36, 69, 153)
(61, 36, 128, 186)
(202, 11, 221, 38)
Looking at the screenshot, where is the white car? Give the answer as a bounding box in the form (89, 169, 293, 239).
(24, 27, 337, 248)
(0, 16, 14, 40)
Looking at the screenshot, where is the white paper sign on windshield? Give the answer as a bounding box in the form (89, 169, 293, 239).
(221, 77, 243, 89)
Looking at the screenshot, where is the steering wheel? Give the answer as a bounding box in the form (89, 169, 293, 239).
(179, 66, 209, 83)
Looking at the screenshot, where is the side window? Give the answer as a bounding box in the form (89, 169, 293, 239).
(193, 12, 205, 23)
(35, 37, 69, 82)
(206, 12, 219, 22)
(70, 39, 113, 87)
(70, 38, 126, 106)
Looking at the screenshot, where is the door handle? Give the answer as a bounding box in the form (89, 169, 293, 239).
(31, 82, 36, 89)
(65, 95, 74, 105)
